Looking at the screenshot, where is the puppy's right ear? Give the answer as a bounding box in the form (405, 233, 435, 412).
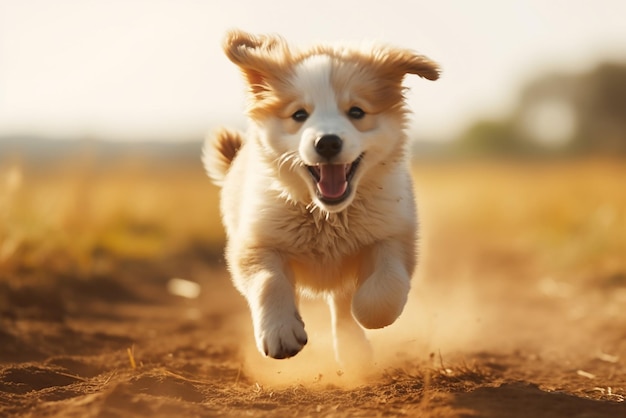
(223, 29, 290, 96)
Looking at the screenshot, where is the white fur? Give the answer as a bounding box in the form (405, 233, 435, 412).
(204, 30, 439, 364)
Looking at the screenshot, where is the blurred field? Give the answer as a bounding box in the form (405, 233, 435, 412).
(1, 145, 625, 417)
(0, 144, 224, 274)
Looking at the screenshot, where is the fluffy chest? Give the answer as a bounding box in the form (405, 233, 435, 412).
(271, 201, 381, 261)
(278, 207, 376, 292)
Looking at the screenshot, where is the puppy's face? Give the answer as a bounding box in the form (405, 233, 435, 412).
(224, 30, 439, 213)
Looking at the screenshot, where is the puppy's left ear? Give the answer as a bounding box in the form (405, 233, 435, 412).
(380, 48, 440, 81)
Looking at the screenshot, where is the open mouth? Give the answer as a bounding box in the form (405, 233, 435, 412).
(306, 154, 364, 204)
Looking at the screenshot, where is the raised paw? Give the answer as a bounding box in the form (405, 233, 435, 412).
(257, 312, 308, 359)
(352, 270, 410, 329)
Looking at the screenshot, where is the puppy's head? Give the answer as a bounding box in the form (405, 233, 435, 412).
(224, 29, 439, 213)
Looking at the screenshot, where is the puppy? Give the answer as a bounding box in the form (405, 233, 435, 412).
(203, 30, 439, 364)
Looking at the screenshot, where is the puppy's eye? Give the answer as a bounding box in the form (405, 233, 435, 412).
(347, 106, 365, 120)
(292, 109, 309, 122)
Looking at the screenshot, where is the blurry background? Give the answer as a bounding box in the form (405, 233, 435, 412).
(1, 0, 625, 147)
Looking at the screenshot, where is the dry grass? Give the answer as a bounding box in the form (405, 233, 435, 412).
(0, 152, 224, 275)
(413, 158, 626, 275)
(4, 154, 623, 270)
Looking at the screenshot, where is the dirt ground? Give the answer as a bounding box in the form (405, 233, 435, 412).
(1, 153, 625, 417)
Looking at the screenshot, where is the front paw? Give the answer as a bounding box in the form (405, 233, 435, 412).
(352, 271, 410, 329)
(256, 312, 308, 359)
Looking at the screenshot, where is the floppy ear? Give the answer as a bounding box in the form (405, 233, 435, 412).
(223, 29, 290, 96)
(397, 50, 440, 80)
(376, 47, 440, 81)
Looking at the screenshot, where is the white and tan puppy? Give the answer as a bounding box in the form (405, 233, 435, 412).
(203, 30, 439, 364)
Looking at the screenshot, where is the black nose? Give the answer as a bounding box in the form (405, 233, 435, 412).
(314, 134, 342, 159)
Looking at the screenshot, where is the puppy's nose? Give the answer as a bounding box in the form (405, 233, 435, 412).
(314, 134, 342, 159)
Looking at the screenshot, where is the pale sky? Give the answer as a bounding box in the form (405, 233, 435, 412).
(1, 0, 625, 142)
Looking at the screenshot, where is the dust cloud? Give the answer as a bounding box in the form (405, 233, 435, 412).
(234, 265, 486, 388)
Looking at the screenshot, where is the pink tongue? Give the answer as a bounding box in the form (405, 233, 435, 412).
(317, 164, 348, 199)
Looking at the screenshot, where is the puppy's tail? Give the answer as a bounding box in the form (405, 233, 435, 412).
(202, 127, 243, 186)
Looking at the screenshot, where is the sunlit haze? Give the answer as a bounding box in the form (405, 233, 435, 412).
(1, 0, 625, 142)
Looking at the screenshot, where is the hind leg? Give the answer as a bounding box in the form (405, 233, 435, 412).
(328, 291, 373, 368)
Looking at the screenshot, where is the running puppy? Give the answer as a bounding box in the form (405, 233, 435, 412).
(203, 30, 439, 363)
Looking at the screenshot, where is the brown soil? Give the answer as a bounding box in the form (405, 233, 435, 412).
(1, 157, 625, 417)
